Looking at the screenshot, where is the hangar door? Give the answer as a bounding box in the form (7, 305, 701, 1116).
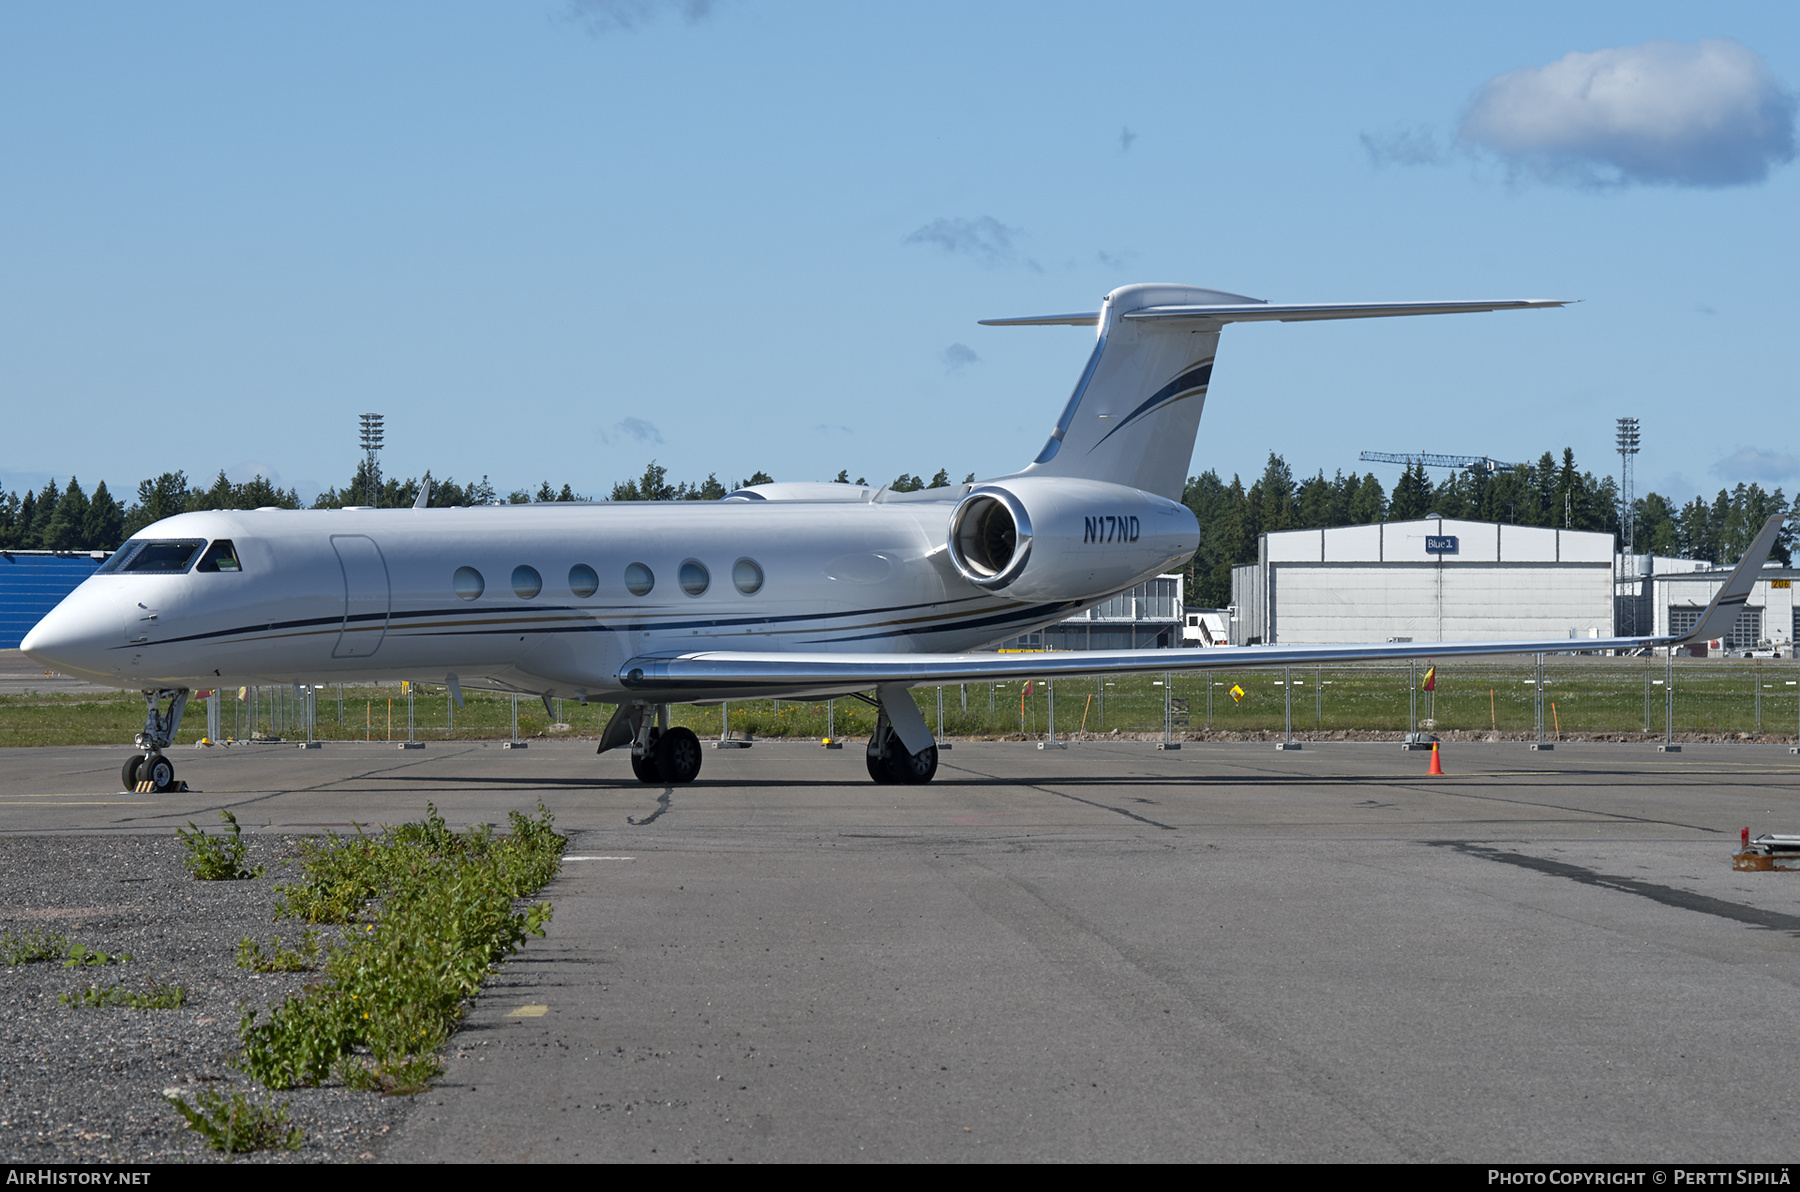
(331, 535, 390, 659)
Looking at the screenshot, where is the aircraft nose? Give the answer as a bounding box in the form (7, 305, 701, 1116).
(20, 593, 119, 682)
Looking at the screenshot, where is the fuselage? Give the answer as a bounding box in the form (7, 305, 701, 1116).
(22, 493, 1196, 702)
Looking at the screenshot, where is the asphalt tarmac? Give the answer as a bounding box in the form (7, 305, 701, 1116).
(6, 737, 1800, 1162)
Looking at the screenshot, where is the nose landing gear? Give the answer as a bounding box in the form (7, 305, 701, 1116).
(124, 688, 190, 793)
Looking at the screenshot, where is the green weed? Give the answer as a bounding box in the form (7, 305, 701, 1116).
(1, 928, 68, 965)
(237, 802, 563, 1094)
(236, 930, 323, 973)
(60, 979, 186, 1008)
(178, 810, 262, 880)
(166, 1089, 303, 1154)
(63, 943, 130, 968)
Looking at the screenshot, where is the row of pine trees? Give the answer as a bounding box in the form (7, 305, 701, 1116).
(5, 453, 1792, 604)
(0, 459, 981, 553)
(1182, 450, 1795, 606)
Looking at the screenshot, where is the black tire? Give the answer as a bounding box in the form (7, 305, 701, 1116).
(122, 756, 145, 790)
(655, 727, 702, 784)
(866, 749, 897, 784)
(630, 727, 663, 783)
(866, 736, 937, 785)
(144, 754, 176, 793)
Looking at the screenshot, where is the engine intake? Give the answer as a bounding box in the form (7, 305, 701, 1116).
(943, 477, 1198, 603)
(947, 488, 1034, 588)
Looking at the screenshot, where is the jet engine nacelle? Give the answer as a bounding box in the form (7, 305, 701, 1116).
(944, 477, 1198, 602)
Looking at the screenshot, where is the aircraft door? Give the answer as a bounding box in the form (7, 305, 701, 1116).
(331, 535, 390, 659)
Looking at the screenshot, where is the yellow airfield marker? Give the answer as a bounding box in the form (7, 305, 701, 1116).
(507, 1004, 548, 1018)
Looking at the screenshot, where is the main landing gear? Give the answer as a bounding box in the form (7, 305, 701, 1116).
(860, 689, 939, 785)
(597, 687, 941, 787)
(600, 703, 702, 785)
(124, 688, 190, 793)
(860, 727, 936, 785)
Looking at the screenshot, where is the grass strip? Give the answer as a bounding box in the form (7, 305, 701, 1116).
(237, 802, 563, 1095)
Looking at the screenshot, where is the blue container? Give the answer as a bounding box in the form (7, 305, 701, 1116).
(0, 552, 104, 649)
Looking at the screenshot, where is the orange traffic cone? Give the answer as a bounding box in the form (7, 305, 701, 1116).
(1428, 740, 1444, 775)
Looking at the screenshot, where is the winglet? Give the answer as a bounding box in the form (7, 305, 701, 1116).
(1681, 515, 1786, 644)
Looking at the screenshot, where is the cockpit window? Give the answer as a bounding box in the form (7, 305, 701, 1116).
(98, 539, 207, 575)
(96, 542, 143, 574)
(194, 540, 242, 573)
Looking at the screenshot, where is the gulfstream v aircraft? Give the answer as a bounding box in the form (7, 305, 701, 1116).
(21, 283, 1784, 791)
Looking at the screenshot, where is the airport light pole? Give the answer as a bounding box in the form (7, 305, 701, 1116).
(1617, 417, 1641, 634)
(359, 413, 385, 507)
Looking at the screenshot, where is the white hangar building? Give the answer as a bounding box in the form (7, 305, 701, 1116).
(1230, 518, 1616, 646)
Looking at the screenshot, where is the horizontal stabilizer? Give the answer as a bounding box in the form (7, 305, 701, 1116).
(980, 299, 1569, 328)
(977, 312, 1104, 327)
(1127, 299, 1570, 324)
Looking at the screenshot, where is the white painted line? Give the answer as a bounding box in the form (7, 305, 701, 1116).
(565, 855, 636, 861)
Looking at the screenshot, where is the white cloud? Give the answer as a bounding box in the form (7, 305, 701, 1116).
(600, 416, 663, 446)
(1461, 39, 1796, 188)
(942, 343, 979, 374)
(1710, 446, 1800, 484)
(903, 216, 1036, 270)
(566, 0, 721, 34)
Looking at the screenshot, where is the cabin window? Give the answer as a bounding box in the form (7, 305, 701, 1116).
(732, 558, 764, 595)
(569, 564, 599, 598)
(99, 539, 206, 574)
(194, 540, 242, 573)
(512, 565, 543, 600)
(679, 560, 710, 597)
(454, 566, 485, 600)
(624, 562, 654, 596)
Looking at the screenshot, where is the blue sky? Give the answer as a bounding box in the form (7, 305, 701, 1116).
(2, 2, 1796, 506)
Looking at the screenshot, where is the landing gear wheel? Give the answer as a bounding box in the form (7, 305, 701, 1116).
(655, 727, 702, 784)
(143, 754, 176, 793)
(630, 727, 664, 783)
(893, 744, 938, 785)
(866, 735, 937, 785)
(122, 755, 146, 790)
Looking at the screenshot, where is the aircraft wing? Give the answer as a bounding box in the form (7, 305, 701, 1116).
(618, 516, 1782, 699)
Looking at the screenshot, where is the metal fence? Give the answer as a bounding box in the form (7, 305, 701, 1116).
(203, 657, 1800, 746)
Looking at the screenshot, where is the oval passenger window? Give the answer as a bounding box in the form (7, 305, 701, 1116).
(569, 564, 599, 598)
(624, 562, 654, 596)
(512, 565, 542, 599)
(679, 560, 709, 597)
(454, 566, 485, 601)
(733, 558, 763, 595)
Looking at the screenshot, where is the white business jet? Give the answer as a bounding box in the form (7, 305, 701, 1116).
(21, 283, 1782, 792)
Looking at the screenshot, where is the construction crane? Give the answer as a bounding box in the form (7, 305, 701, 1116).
(1357, 451, 1524, 476)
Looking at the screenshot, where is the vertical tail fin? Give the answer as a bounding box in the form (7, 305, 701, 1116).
(982, 284, 1568, 502)
(991, 284, 1248, 502)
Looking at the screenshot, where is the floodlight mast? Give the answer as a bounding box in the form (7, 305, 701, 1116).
(359, 413, 385, 508)
(1616, 417, 1640, 565)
